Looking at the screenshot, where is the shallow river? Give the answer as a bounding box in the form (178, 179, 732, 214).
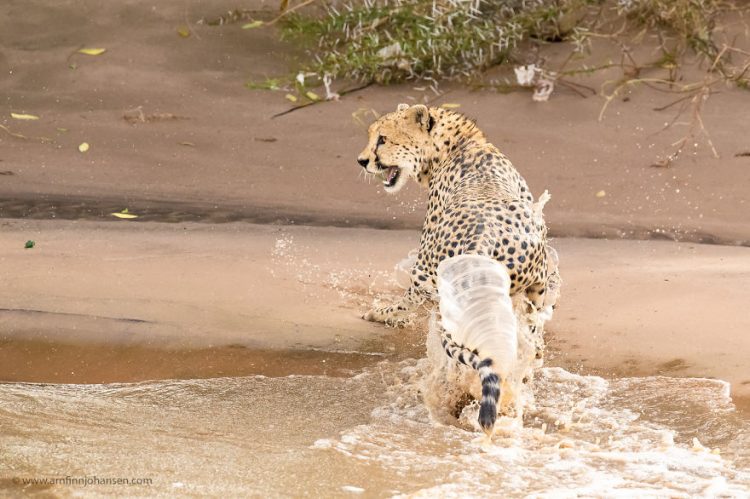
(2, 357, 748, 497)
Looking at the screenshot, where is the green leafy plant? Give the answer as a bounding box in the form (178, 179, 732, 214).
(281, 0, 597, 84)
(279, 0, 747, 86)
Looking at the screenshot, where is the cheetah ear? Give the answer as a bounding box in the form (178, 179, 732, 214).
(397, 103, 410, 112)
(407, 104, 434, 133)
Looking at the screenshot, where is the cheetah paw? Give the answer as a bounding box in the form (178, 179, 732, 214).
(363, 307, 389, 323)
(363, 308, 409, 327)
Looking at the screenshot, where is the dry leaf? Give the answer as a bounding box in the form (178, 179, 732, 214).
(595, 190, 606, 198)
(78, 142, 90, 152)
(285, 94, 298, 103)
(533, 79, 555, 102)
(241, 20, 263, 29)
(179, 141, 195, 147)
(305, 91, 320, 101)
(11, 113, 40, 120)
(112, 212, 138, 219)
(440, 103, 461, 109)
(78, 48, 107, 56)
(177, 26, 191, 38)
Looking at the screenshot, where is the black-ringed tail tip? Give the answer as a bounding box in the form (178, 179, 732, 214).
(477, 358, 500, 436)
(438, 333, 501, 437)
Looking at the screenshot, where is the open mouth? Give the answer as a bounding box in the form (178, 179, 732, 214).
(381, 166, 400, 188)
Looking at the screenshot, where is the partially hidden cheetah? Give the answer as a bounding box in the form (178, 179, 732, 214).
(357, 103, 560, 435)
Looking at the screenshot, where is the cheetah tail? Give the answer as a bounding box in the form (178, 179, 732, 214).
(440, 333, 501, 434)
(437, 254, 518, 436)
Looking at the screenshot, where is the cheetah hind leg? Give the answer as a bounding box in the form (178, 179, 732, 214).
(363, 286, 424, 326)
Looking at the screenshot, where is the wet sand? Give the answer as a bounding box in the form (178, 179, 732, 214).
(2, 219, 749, 408)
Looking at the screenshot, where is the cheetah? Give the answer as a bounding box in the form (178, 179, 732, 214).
(357, 103, 559, 434)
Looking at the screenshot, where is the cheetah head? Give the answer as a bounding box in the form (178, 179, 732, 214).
(357, 103, 434, 193)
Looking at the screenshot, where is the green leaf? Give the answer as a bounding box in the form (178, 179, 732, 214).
(24, 240, 35, 249)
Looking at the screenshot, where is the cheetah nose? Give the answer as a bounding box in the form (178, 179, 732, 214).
(357, 158, 369, 168)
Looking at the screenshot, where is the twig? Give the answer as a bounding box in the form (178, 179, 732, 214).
(271, 101, 316, 118)
(0, 124, 54, 143)
(0, 124, 28, 140)
(653, 95, 693, 135)
(652, 90, 717, 112)
(694, 98, 719, 159)
(184, 4, 201, 40)
(66, 44, 84, 64)
(651, 85, 718, 167)
(271, 82, 372, 119)
(266, 0, 318, 26)
(559, 62, 620, 77)
(599, 77, 713, 121)
(557, 79, 597, 97)
(425, 88, 456, 105)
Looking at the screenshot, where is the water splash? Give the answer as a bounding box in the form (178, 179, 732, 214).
(316, 361, 750, 497)
(270, 230, 394, 307)
(0, 360, 748, 497)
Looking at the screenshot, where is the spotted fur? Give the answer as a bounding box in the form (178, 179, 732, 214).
(358, 103, 554, 433)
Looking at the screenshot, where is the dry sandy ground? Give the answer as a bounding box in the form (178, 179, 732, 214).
(2, 219, 749, 409)
(1, 1, 749, 243)
(0, 0, 749, 419)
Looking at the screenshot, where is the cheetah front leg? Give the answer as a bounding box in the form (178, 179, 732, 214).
(363, 284, 427, 326)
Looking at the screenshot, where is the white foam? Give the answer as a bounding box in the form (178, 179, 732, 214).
(321, 361, 750, 497)
(341, 485, 365, 494)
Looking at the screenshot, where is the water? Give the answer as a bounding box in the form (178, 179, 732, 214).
(1, 360, 748, 498)
(2, 239, 749, 497)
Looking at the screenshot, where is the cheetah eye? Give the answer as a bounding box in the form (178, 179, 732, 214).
(376, 135, 386, 146)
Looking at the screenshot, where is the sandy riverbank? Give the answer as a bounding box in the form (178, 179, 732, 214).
(2, 219, 748, 409)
